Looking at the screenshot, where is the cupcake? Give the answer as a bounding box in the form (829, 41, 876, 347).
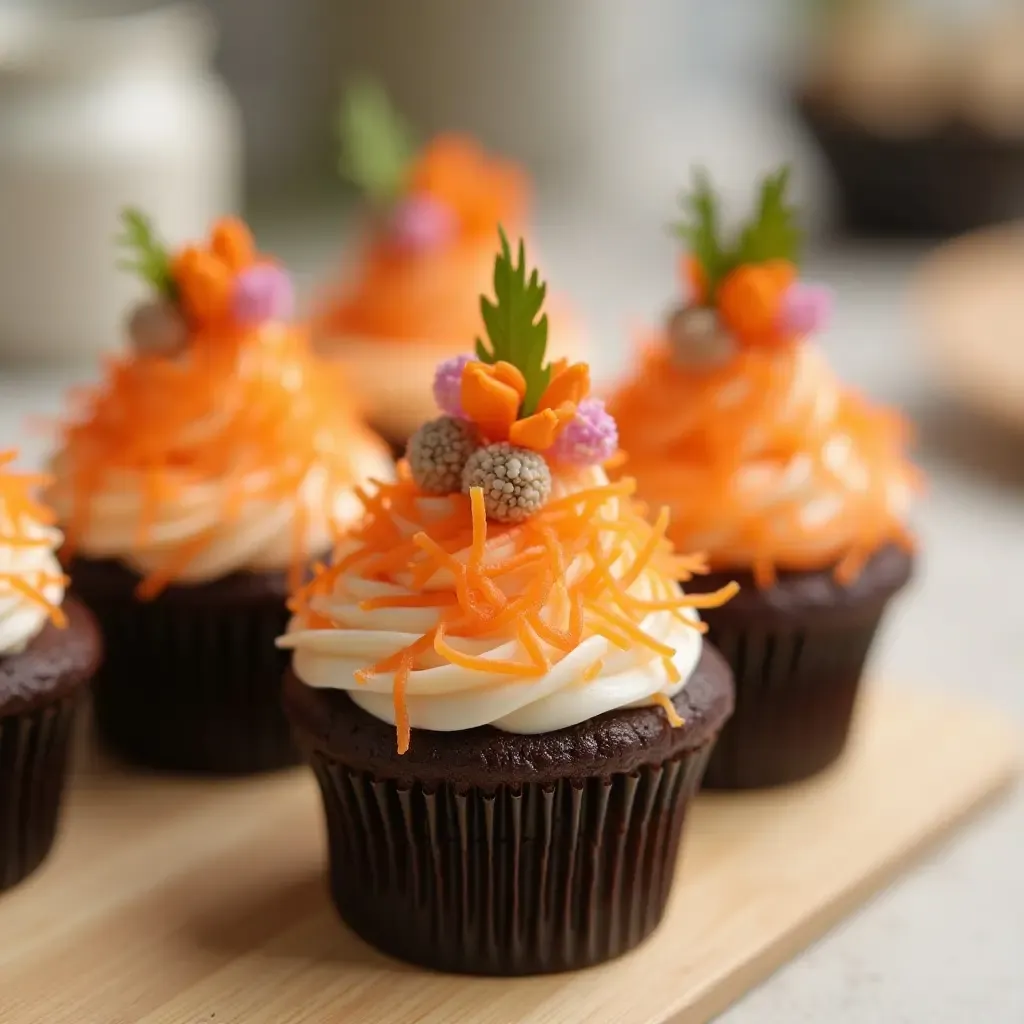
(47, 211, 393, 775)
(312, 82, 587, 452)
(608, 168, 920, 789)
(1, 450, 101, 891)
(281, 232, 736, 975)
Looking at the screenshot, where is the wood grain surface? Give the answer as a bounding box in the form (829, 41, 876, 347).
(0, 685, 1018, 1024)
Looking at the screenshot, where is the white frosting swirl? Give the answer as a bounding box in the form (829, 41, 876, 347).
(0, 509, 64, 657)
(48, 445, 394, 583)
(280, 468, 704, 735)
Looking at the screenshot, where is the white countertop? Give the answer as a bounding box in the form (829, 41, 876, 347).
(1, 209, 1021, 1023)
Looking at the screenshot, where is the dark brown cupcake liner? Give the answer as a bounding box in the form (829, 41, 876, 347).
(71, 558, 297, 775)
(691, 545, 913, 790)
(0, 694, 79, 892)
(307, 743, 713, 975)
(700, 613, 884, 789)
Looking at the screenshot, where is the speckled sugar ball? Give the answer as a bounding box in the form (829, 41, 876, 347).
(126, 300, 188, 358)
(666, 305, 736, 369)
(406, 416, 479, 495)
(462, 443, 552, 523)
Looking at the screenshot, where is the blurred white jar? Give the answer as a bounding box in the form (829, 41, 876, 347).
(0, 0, 241, 365)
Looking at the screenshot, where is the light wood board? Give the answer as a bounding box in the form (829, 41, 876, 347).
(0, 685, 1018, 1024)
(913, 223, 1024, 432)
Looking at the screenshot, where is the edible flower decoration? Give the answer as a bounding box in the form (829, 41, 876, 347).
(117, 208, 294, 357)
(0, 450, 67, 629)
(338, 81, 526, 254)
(403, 231, 618, 522)
(667, 166, 833, 368)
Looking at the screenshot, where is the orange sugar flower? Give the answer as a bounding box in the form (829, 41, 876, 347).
(210, 217, 256, 271)
(538, 361, 590, 412)
(171, 247, 234, 325)
(408, 134, 527, 239)
(461, 361, 524, 441)
(508, 404, 576, 450)
(717, 259, 796, 347)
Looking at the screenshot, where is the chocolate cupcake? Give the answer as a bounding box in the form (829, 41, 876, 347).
(280, 233, 736, 974)
(609, 169, 920, 789)
(47, 212, 393, 775)
(0, 451, 101, 891)
(311, 83, 586, 451)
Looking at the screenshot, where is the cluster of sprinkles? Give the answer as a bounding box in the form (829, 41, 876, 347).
(0, 451, 67, 629)
(287, 232, 738, 753)
(58, 211, 370, 598)
(609, 167, 919, 586)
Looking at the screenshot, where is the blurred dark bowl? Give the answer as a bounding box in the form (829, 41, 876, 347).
(795, 92, 1024, 239)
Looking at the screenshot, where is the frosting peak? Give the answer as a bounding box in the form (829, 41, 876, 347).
(0, 451, 66, 657)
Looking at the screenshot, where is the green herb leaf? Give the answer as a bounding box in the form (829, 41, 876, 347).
(671, 169, 732, 299)
(115, 208, 177, 300)
(733, 166, 801, 267)
(337, 80, 415, 204)
(476, 228, 551, 417)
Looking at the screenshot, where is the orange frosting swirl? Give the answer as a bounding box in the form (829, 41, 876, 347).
(50, 322, 391, 597)
(608, 336, 919, 586)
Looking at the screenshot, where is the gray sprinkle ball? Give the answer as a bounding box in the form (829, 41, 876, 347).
(127, 299, 189, 358)
(462, 442, 552, 523)
(407, 416, 479, 495)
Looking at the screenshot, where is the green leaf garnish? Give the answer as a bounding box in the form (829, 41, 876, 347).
(115, 208, 177, 301)
(337, 80, 415, 204)
(671, 169, 732, 297)
(476, 228, 551, 417)
(733, 167, 801, 267)
(672, 164, 802, 301)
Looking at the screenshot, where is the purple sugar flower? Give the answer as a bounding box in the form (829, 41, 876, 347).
(433, 353, 475, 418)
(232, 263, 295, 325)
(551, 398, 619, 467)
(778, 282, 833, 337)
(389, 195, 457, 252)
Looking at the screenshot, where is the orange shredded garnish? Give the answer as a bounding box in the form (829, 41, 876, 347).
(651, 692, 684, 727)
(0, 450, 66, 629)
(53, 318, 386, 598)
(289, 469, 729, 751)
(608, 338, 920, 586)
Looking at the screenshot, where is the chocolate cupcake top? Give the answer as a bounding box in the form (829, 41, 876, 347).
(0, 450, 67, 658)
(311, 83, 586, 442)
(279, 233, 737, 753)
(47, 212, 393, 598)
(609, 168, 921, 589)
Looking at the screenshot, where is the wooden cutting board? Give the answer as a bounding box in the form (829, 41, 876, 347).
(0, 685, 1018, 1024)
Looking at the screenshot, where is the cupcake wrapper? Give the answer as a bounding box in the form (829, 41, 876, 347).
(82, 590, 296, 774)
(701, 611, 885, 789)
(308, 743, 713, 975)
(0, 696, 79, 892)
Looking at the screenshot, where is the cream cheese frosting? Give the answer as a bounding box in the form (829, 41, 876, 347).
(0, 454, 65, 657)
(280, 467, 714, 737)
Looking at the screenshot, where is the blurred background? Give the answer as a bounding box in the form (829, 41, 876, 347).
(0, 0, 1022, 1019)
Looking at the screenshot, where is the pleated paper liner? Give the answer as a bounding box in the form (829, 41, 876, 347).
(309, 744, 714, 976)
(700, 614, 885, 788)
(689, 546, 914, 790)
(0, 695, 79, 893)
(70, 557, 298, 775)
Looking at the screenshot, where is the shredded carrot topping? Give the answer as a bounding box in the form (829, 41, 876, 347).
(0, 450, 67, 628)
(291, 470, 735, 751)
(54, 322, 387, 598)
(608, 339, 921, 586)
